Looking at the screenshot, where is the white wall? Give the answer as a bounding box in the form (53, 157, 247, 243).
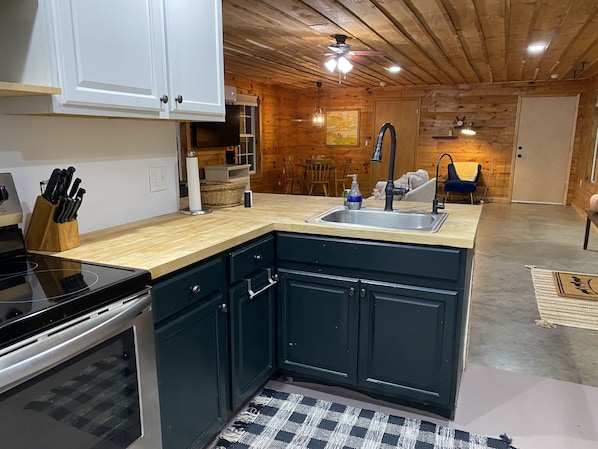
(1, 115, 179, 233)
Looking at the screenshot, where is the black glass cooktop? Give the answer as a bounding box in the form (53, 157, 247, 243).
(0, 252, 151, 351)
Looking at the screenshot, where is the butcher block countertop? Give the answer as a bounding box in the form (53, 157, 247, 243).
(47, 193, 482, 279)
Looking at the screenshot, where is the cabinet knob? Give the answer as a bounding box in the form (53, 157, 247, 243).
(175, 95, 183, 104)
(160, 95, 169, 104)
(349, 287, 355, 296)
(190, 285, 201, 294)
(360, 288, 366, 297)
(219, 303, 228, 313)
(253, 254, 263, 261)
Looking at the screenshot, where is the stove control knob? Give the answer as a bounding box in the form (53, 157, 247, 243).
(0, 185, 9, 202)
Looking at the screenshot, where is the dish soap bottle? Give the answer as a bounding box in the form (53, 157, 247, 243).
(347, 174, 362, 210)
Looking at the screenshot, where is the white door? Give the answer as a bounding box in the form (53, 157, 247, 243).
(164, 0, 225, 120)
(511, 96, 579, 204)
(53, 0, 166, 112)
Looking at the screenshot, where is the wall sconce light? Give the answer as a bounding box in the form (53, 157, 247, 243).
(454, 116, 477, 135)
(312, 81, 325, 128)
(461, 124, 477, 136)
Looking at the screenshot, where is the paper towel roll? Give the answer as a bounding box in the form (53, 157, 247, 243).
(186, 156, 202, 212)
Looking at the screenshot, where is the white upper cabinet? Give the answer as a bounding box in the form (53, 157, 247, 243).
(163, 0, 224, 119)
(0, 0, 225, 120)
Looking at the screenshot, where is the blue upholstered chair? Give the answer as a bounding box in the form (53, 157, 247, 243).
(444, 162, 481, 204)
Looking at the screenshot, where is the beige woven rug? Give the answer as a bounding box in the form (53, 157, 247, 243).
(530, 266, 598, 330)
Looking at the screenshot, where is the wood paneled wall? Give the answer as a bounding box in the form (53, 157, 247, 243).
(226, 74, 597, 204)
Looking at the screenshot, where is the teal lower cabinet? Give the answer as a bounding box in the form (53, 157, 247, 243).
(227, 234, 277, 411)
(276, 232, 471, 418)
(152, 256, 229, 449)
(277, 270, 359, 387)
(229, 268, 276, 410)
(358, 281, 458, 409)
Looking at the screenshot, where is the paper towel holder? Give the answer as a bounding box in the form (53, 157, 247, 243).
(181, 150, 213, 215)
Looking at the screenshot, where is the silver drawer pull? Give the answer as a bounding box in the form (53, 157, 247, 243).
(253, 254, 263, 261)
(190, 285, 201, 295)
(246, 267, 277, 299)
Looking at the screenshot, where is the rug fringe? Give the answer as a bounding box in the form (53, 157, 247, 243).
(213, 389, 275, 448)
(534, 319, 556, 328)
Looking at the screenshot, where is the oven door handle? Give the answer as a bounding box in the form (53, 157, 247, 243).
(0, 291, 152, 394)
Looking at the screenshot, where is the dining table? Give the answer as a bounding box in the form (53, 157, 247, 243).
(296, 160, 338, 196)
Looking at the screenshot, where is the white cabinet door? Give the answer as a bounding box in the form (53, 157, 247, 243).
(163, 0, 224, 120)
(52, 0, 167, 113)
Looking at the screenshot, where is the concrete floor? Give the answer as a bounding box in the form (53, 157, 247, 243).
(468, 202, 598, 386)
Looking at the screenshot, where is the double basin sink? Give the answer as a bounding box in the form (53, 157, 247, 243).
(306, 206, 448, 233)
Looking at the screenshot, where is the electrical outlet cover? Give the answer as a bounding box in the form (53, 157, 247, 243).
(150, 166, 167, 192)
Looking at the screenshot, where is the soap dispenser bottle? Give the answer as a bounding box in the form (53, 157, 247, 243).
(347, 174, 362, 210)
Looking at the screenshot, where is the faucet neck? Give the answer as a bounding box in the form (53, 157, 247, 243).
(432, 152, 454, 214)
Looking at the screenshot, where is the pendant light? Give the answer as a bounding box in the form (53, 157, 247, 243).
(312, 81, 324, 128)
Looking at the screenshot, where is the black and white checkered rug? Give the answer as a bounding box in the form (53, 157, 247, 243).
(215, 388, 516, 449)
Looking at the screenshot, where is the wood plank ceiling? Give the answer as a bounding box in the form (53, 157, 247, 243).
(222, 0, 598, 89)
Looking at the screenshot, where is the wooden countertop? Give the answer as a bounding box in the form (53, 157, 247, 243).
(46, 193, 482, 279)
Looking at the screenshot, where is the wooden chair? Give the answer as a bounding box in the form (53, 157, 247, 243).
(335, 157, 352, 195)
(305, 162, 332, 196)
(283, 156, 302, 194)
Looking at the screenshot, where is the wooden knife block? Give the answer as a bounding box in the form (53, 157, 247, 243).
(25, 196, 80, 252)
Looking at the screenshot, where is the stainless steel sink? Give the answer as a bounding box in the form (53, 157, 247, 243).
(306, 206, 448, 232)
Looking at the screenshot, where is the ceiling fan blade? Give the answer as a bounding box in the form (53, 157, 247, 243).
(350, 50, 386, 56)
(346, 55, 374, 66)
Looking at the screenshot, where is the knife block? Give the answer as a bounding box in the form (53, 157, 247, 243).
(25, 196, 80, 252)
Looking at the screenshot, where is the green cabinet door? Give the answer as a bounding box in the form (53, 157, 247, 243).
(155, 292, 228, 449)
(358, 280, 459, 408)
(277, 269, 359, 386)
(229, 269, 276, 411)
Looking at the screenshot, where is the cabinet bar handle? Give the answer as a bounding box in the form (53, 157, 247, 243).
(246, 267, 277, 299)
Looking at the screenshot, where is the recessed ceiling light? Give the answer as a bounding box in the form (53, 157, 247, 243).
(388, 66, 401, 73)
(527, 43, 546, 54)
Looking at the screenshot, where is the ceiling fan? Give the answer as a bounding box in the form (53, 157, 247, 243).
(324, 34, 386, 82)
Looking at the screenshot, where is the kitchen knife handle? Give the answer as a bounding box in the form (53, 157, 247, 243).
(68, 178, 81, 198)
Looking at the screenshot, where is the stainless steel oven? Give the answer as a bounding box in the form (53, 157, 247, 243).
(0, 173, 162, 449)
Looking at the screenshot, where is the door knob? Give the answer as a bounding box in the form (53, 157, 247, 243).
(160, 95, 169, 104)
(175, 95, 183, 104)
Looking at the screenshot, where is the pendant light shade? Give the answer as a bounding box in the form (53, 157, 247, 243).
(312, 81, 325, 128)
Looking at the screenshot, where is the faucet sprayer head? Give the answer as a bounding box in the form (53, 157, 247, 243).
(371, 122, 394, 162)
(371, 143, 383, 162)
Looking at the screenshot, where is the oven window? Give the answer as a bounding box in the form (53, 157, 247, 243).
(0, 328, 141, 449)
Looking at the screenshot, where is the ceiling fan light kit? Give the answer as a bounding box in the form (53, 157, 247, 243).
(323, 34, 385, 83)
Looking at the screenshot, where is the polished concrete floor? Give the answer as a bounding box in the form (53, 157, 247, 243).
(469, 202, 598, 386)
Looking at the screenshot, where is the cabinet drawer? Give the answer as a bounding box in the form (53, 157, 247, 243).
(229, 235, 275, 284)
(277, 233, 464, 282)
(152, 255, 226, 323)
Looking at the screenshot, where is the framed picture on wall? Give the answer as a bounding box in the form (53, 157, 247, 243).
(326, 109, 360, 146)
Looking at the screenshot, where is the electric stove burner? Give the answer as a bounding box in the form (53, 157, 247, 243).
(0, 260, 39, 277)
(0, 269, 99, 303)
